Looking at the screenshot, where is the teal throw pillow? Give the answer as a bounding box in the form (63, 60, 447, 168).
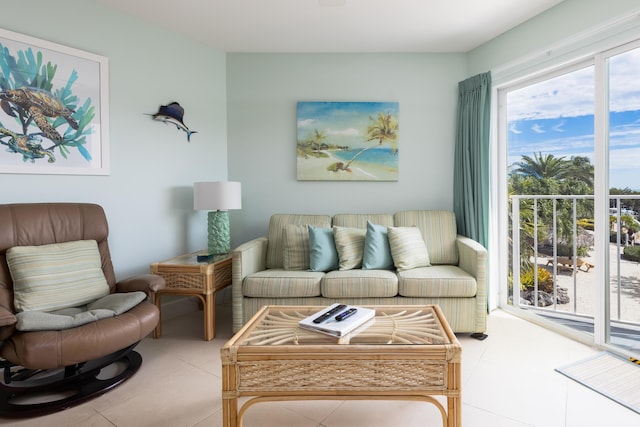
(362, 221, 394, 270)
(308, 225, 339, 272)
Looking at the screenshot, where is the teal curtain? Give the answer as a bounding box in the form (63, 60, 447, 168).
(453, 72, 491, 248)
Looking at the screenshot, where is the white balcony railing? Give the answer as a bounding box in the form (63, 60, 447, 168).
(510, 194, 640, 328)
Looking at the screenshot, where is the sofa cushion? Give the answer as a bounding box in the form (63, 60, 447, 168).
(388, 226, 431, 271)
(283, 224, 310, 270)
(266, 214, 331, 269)
(308, 225, 339, 272)
(394, 210, 458, 265)
(7, 240, 110, 313)
(362, 221, 394, 270)
(321, 269, 398, 298)
(333, 226, 366, 270)
(243, 269, 323, 298)
(398, 265, 477, 297)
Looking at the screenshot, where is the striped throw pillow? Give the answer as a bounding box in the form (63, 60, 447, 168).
(283, 224, 310, 270)
(333, 226, 366, 270)
(388, 226, 431, 271)
(7, 240, 110, 312)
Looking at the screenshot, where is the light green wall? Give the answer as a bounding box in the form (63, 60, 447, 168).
(225, 2, 640, 246)
(468, 0, 640, 76)
(3, 0, 638, 270)
(226, 53, 467, 243)
(0, 0, 228, 278)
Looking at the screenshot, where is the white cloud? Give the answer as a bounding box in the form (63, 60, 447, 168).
(610, 146, 640, 169)
(298, 119, 315, 127)
(609, 47, 640, 112)
(507, 66, 594, 121)
(507, 46, 640, 120)
(509, 123, 521, 134)
(509, 133, 594, 158)
(326, 128, 360, 136)
(531, 124, 545, 133)
(552, 121, 566, 132)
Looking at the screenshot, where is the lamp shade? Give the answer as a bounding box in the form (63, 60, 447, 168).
(193, 181, 242, 211)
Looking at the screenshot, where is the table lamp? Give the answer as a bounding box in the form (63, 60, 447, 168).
(194, 181, 242, 255)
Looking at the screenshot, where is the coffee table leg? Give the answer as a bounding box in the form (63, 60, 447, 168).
(222, 395, 238, 427)
(448, 396, 461, 427)
(448, 361, 462, 427)
(221, 347, 238, 427)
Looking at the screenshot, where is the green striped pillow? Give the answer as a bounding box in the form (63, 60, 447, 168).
(333, 226, 366, 270)
(388, 226, 431, 271)
(283, 224, 310, 270)
(7, 240, 110, 313)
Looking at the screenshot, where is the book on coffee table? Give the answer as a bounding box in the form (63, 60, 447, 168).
(298, 303, 376, 338)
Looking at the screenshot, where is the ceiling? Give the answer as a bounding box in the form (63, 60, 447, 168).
(96, 0, 566, 53)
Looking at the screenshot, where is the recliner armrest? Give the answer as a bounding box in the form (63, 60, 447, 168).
(116, 274, 166, 295)
(0, 305, 17, 341)
(0, 305, 16, 327)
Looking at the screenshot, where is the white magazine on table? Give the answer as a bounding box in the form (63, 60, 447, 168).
(298, 303, 376, 337)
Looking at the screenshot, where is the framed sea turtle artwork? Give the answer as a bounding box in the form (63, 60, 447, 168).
(296, 101, 399, 181)
(0, 28, 109, 175)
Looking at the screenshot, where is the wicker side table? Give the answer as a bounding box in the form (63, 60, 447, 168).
(150, 251, 232, 341)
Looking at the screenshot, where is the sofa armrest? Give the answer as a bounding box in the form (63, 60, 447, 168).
(116, 274, 166, 296)
(456, 235, 488, 333)
(232, 237, 268, 332)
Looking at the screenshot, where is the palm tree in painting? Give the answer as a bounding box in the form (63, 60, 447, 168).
(328, 111, 398, 172)
(311, 129, 327, 151)
(297, 129, 328, 158)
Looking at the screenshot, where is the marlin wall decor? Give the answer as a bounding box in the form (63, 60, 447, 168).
(148, 102, 197, 142)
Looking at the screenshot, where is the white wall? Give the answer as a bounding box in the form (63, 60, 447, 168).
(0, 1, 228, 279)
(226, 53, 467, 244)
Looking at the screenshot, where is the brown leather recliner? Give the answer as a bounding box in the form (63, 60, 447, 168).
(0, 203, 164, 417)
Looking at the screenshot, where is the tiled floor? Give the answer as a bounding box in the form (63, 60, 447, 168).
(4, 302, 640, 427)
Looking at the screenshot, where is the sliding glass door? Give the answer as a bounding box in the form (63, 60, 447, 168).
(500, 40, 640, 357)
(606, 44, 640, 354)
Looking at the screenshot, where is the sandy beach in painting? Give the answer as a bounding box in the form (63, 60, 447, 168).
(297, 150, 398, 181)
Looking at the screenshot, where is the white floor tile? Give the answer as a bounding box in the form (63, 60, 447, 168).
(3, 304, 640, 427)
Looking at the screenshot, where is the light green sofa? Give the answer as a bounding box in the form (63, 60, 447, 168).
(231, 210, 487, 336)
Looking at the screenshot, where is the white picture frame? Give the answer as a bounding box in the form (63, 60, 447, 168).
(0, 28, 109, 175)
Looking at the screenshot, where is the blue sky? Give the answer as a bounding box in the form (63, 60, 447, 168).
(507, 47, 640, 190)
(297, 101, 399, 149)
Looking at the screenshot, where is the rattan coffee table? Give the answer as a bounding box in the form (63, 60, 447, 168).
(220, 305, 461, 427)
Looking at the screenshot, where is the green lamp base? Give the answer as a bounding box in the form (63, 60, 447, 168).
(207, 211, 230, 255)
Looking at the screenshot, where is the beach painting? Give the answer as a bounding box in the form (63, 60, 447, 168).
(297, 101, 399, 181)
